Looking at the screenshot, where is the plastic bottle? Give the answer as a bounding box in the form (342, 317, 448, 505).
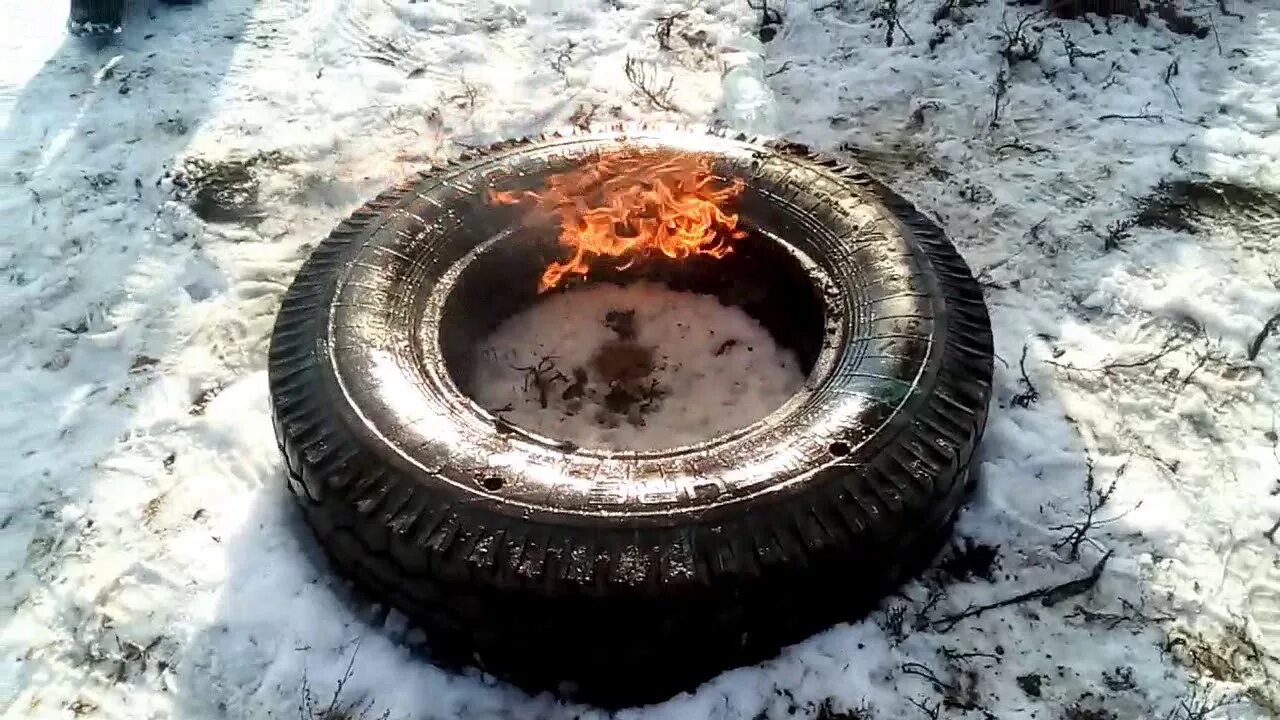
(717, 35, 779, 136)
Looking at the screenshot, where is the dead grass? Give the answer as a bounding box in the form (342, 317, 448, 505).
(171, 150, 293, 224)
(299, 650, 394, 720)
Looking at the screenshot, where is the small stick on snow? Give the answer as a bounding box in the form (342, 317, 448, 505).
(1054, 26, 1104, 67)
(907, 698, 942, 720)
(765, 60, 792, 78)
(928, 551, 1113, 631)
(1047, 328, 1199, 374)
(1099, 112, 1165, 123)
(1049, 455, 1132, 561)
(995, 139, 1049, 155)
(1010, 344, 1039, 408)
(512, 356, 569, 409)
(941, 647, 1002, 665)
(901, 662, 951, 694)
(989, 68, 1009, 130)
(1067, 597, 1174, 629)
(1246, 311, 1280, 361)
(871, 0, 915, 47)
(913, 588, 946, 630)
(624, 56, 680, 112)
(1264, 517, 1280, 545)
(1164, 59, 1182, 110)
(654, 3, 699, 51)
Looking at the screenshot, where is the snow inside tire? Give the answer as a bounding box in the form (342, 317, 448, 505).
(267, 128, 994, 706)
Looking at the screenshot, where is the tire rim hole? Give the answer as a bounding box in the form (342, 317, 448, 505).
(480, 476, 505, 491)
(828, 441, 851, 457)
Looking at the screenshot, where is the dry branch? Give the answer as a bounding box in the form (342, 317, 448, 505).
(929, 551, 1113, 631)
(624, 56, 679, 111)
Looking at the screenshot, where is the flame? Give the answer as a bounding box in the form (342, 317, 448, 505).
(490, 151, 748, 292)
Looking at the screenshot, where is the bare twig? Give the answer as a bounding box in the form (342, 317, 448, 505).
(1247, 311, 1280, 360)
(997, 12, 1044, 65)
(990, 68, 1009, 130)
(1102, 217, 1134, 252)
(941, 647, 1002, 665)
(655, 7, 692, 51)
(1054, 26, 1103, 67)
(550, 40, 577, 78)
(1164, 58, 1182, 110)
(1011, 344, 1039, 408)
(985, 7, 1042, 129)
(1165, 685, 1239, 720)
(568, 103, 601, 131)
(444, 77, 481, 113)
(298, 643, 391, 720)
(1216, 0, 1244, 19)
(901, 662, 950, 693)
(1047, 328, 1198, 374)
(871, 0, 914, 47)
(907, 698, 941, 720)
(746, 0, 783, 42)
(766, 60, 793, 78)
(913, 589, 946, 631)
(1049, 456, 1132, 561)
(1068, 597, 1175, 629)
(929, 551, 1113, 631)
(1099, 112, 1165, 122)
(512, 356, 569, 408)
(880, 603, 909, 644)
(902, 660, 984, 712)
(1264, 517, 1280, 544)
(623, 56, 679, 111)
(996, 139, 1049, 155)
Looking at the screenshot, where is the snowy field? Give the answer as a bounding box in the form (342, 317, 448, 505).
(2, 0, 1278, 718)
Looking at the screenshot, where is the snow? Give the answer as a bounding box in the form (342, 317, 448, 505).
(1, 0, 1278, 719)
(467, 281, 805, 451)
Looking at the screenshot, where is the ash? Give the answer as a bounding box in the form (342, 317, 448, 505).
(468, 281, 804, 451)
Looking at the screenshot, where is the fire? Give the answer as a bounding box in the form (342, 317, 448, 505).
(490, 151, 748, 292)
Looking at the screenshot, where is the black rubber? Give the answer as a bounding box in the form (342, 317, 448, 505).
(68, 0, 124, 34)
(67, 0, 195, 35)
(268, 128, 994, 707)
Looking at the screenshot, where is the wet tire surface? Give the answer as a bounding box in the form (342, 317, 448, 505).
(268, 128, 994, 707)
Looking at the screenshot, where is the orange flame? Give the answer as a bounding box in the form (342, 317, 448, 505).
(490, 152, 748, 292)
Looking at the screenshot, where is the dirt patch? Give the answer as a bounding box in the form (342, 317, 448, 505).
(508, 308, 671, 429)
(170, 150, 293, 224)
(603, 308, 637, 340)
(1062, 698, 1117, 720)
(938, 538, 1001, 582)
(1165, 623, 1278, 713)
(1017, 672, 1046, 698)
(592, 340, 653, 383)
(813, 698, 874, 720)
(189, 384, 223, 416)
(1039, 0, 1208, 38)
(1102, 666, 1136, 692)
(590, 309, 670, 427)
(1135, 180, 1280, 236)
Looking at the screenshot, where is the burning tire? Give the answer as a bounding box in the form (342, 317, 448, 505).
(268, 128, 993, 706)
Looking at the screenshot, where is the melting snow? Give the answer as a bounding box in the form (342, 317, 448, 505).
(468, 281, 804, 451)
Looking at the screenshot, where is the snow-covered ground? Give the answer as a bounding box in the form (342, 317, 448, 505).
(1, 0, 1278, 718)
(468, 282, 805, 451)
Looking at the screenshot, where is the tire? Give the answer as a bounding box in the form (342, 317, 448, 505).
(268, 128, 994, 706)
(68, 0, 124, 35)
